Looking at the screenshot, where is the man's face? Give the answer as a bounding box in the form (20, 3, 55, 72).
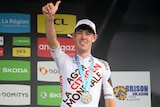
(73, 29, 98, 53)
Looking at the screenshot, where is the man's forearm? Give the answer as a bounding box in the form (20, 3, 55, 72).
(45, 16, 60, 49)
(105, 99, 116, 107)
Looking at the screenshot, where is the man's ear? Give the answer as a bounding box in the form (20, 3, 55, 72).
(92, 34, 98, 43)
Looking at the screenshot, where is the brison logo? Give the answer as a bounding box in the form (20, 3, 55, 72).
(0, 84, 31, 105)
(37, 37, 75, 58)
(37, 61, 59, 82)
(0, 60, 30, 81)
(113, 85, 149, 101)
(37, 85, 61, 106)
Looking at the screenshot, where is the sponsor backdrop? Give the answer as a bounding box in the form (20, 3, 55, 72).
(0, 1, 151, 107)
(0, 12, 77, 106)
(112, 71, 151, 107)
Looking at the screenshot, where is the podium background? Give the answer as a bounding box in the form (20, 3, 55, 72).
(112, 71, 151, 107)
(0, 0, 160, 107)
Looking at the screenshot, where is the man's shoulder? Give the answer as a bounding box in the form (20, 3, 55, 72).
(94, 57, 109, 68)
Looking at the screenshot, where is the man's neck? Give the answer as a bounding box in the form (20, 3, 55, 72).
(76, 52, 91, 59)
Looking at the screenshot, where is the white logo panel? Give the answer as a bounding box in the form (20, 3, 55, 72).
(0, 36, 4, 46)
(0, 84, 31, 105)
(37, 61, 60, 82)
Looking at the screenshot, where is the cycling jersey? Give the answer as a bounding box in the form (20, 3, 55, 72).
(50, 46, 114, 107)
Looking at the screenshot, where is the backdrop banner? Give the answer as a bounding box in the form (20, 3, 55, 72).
(112, 71, 151, 107)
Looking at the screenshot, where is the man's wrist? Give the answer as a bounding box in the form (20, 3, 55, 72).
(45, 15, 54, 21)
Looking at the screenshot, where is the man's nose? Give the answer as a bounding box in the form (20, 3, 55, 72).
(81, 32, 87, 38)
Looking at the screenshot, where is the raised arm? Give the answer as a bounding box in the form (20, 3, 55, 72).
(42, 1, 61, 49)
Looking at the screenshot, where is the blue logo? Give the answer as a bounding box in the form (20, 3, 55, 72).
(0, 13, 30, 33)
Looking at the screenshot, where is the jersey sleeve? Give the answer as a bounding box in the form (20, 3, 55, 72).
(50, 45, 69, 73)
(100, 59, 114, 99)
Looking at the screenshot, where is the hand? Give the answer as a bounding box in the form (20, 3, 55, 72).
(42, 1, 61, 18)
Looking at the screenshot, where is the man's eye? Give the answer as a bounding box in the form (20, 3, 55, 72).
(77, 32, 82, 34)
(86, 33, 92, 36)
